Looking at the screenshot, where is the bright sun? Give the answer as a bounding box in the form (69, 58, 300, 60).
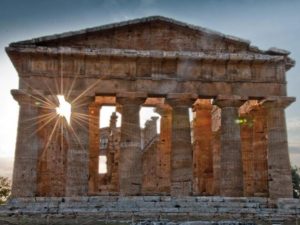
(56, 95, 71, 124)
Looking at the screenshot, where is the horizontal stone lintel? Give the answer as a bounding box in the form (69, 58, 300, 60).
(16, 78, 288, 98)
(6, 46, 286, 62)
(11, 89, 294, 106)
(18, 73, 289, 85)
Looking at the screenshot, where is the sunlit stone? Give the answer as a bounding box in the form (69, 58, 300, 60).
(98, 156, 107, 174)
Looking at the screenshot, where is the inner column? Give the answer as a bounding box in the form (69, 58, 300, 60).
(192, 99, 214, 195)
(213, 96, 246, 197)
(250, 105, 269, 197)
(116, 92, 146, 196)
(166, 93, 197, 196)
(155, 104, 172, 194)
(88, 102, 100, 194)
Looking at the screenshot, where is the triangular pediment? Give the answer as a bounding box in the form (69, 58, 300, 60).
(10, 16, 254, 53)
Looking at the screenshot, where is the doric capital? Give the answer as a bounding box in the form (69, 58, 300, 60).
(11, 89, 32, 104)
(155, 104, 172, 116)
(193, 99, 212, 111)
(260, 96, 296, 109)
(165, 93, 197, 107)
(213, 95, 247, 108)
(11, 89, 45, 107)
(247, 104, 266, 117)
(116, 92, 147, 106)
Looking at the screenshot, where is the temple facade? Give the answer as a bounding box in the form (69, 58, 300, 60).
(6, 16, 295, 199)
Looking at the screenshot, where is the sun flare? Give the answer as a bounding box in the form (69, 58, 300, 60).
(56, 95, 71, 124)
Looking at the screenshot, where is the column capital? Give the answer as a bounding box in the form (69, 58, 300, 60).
(116, 92, 147, 105)
(11, 89, 54, 108)
(260, 96, 295, 109)
(193, 99, 212, 111)
(247, 104, 265, 116)
(155, 104, 172, 116)
(68, 95, 95, 109)
(11, 90, 31, 104)
(166, 93, 197, 107)
(213, 95, 247, 108)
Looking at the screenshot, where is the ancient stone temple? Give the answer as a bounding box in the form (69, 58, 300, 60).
(6, 16, 296, 203)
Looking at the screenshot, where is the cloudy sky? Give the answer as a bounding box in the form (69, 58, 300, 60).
(0, 0, 300, 178)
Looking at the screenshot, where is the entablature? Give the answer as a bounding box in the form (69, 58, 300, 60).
(7, 46, 291, 85)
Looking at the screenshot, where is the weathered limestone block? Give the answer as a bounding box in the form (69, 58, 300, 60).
(166, 93, 197, 196)
(261, 97, 295, 199)
(65, 96, 94, 196)
(156, 104, 172, 193)
(116, 92, 147, 195)
(192, 99, 214, 195)
(11, 90, 43, 197)
(213, 95, 246, 197)
(88, 103, 100, 194)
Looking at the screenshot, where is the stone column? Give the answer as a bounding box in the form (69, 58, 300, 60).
(211, 106, 221, 195)
(36, 103, 68, 197)
(88, 103, 100, 194)
(166, 93, 197, 196)
(11, 90, 43, 197)
(250, 105, 269, 196)
(116, 92, 146, 195)
(65, 96, 94, 196)
(240, 113, 255, 197)
(212, 130, 221, 195)
(155, 104, 172, 193)
(213, 95, 246, 197)
(192, 99, 214, 195)
(108, 112, 120, 192)
(261, 97, 295, 199)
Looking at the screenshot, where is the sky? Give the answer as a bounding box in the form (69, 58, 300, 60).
(0, 0, 300, 179)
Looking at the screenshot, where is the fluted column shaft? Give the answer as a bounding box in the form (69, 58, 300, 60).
(88, 103, 100, 194)
(262, 97, 295, 199)
(240, 114, 255, 197)
(192, 100, 214, 195)
(214, 97, 245, 197)
(116, 93, 146, 195)
(250, 106, 268, 196)
(65, 96, 94, 196)
(155, 104, 172, 193)
(166, 93, 196, 196)
(11, 91, 43, 197)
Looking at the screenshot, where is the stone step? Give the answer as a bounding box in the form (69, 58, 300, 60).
(0, 196, 298, 223)
(136, 221, 257, 225)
